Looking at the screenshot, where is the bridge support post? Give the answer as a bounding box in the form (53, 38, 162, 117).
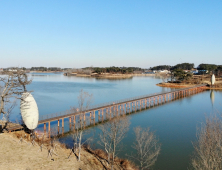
(44, 123, 46, 135)
(101, 109, 104, 122)
(69, 117, 71, 131)
(84, 113, 86, 128)
(73, 116, 75, 131)
(62, 118, 64, 136)
(98, 110, 100, 122)
(93, 110, 95, 125)
(106, 108, 108, 119)
(58, 119, 60, 135)
(135, 102, 137, 111)
(120, 105, 122, 115)
(90, 112, 92, 125)
(131, 102, 133, 112)
(48, 122, 50, 136)
(128, 103, 130, 114)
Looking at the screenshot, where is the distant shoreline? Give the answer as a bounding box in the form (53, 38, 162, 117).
(65, 73, 155, 79)
(30, 71, 63, 73)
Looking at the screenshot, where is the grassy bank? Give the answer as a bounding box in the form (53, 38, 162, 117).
(0, 128, 136, 170)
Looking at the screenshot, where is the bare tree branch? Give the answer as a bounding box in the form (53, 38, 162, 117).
(98, 115, 130, 169)
(0, 70, 32, 131)
(128, 126, 161, 170)
(192, 115, 222, 170)
(69, 89, 93, 161)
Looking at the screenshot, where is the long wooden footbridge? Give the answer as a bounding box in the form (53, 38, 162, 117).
(38, 84, 207, 134)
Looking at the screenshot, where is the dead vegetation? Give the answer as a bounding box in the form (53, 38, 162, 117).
(192, 114, 222, 170)
(128, 127, 161, 170)
(0, 130, 137, 170)
(98, 115, 131, 169)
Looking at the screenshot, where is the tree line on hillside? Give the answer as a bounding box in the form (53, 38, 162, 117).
(151, 63, 222, 75)
(3, 67, 62, 72)
(150, 63, 194, 71)
(30, 67, 62, 71)
(92, 67, 144, 74)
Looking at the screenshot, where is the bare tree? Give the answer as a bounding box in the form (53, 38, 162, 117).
(68, 89, 93, 161)
(0, 70, 32, 130)
(161, 73, 168, 83)
(98, 115, 130, 168)
(192, 115, 222, 170)
(128, 127, 161, 170)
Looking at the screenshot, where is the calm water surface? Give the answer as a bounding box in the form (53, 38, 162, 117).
(9, 73, 222, 169)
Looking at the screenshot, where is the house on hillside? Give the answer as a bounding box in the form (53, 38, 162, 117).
(158, 70, 170, 74)
(0, 68, 3, 72)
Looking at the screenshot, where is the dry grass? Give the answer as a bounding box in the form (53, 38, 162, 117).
(0, 120, 22, 130)
(157, 75, 222, 89)
(0, 131, 137, 170)
(85, 147, 138, 170)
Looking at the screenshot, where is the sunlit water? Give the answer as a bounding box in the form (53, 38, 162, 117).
(4, 73, 222, 170)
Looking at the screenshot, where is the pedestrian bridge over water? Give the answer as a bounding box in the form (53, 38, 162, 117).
(38, 84, 207, 135)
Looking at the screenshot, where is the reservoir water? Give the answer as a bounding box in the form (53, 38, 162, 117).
(8, 73, 222, 169)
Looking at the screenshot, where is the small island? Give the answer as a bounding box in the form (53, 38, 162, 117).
(63, 66, 154, 79)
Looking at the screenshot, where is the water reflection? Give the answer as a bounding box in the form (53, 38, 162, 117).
(210, 90, 215, 106)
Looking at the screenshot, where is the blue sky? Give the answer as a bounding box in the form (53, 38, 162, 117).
(0, 0, 221, 68)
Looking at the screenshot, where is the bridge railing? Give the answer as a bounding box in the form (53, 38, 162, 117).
(39, 84, 206, 121)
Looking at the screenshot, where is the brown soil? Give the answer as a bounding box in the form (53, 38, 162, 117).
(0, 130, 136, 170)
